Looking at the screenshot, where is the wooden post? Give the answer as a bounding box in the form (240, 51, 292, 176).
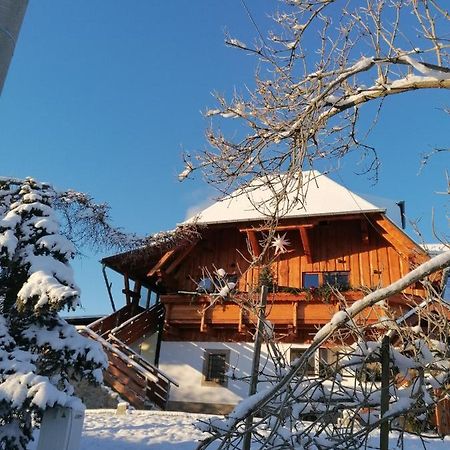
(246, 230, 261, 257)
(299, 226, 313, 263)
(243, 286, 268, 450)
(380, 335, 390, 450)
(131, 280, 142, 315)
(238, 306, 244, 333)
(200, 306, 207, 332)
(124, 274, 131, 305)
(102, 265, 116, 312)
(292, 302, 298, 335)
(154, 303, 165, 367)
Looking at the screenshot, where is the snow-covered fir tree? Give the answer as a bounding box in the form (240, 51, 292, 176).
(0, 178, 107, 450)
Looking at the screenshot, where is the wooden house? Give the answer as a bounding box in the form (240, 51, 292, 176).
(86, 170, 442, 413)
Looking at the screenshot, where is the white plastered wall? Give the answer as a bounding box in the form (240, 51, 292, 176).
(159, 341, 308, 405)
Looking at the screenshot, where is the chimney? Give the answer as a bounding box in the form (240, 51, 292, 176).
(396, 200, 406, 229)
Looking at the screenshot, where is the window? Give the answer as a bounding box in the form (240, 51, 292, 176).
(290, 348, 316, 376)
(197, 277, 215, 293)
(336, 350, 354, 377)
(202, 350, 230, 386)
(290, 347, 332, 377)
(323, 272, 349, 290)
(226, 273, 238, 284)
(302, 271, 349, 290)
(197, 273, 238, 295)
(303, 273, 319, 289)
(318, 348, 332, 378)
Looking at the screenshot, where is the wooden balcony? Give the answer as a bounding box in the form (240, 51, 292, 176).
(161, 290, 401, 338)
(161, 291, 416, 334)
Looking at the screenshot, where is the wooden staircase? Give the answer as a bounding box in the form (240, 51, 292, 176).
(80, 302, 177, 409)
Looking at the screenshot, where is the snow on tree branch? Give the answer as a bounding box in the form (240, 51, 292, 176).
(181, 0, 449, 196)
(186, 2, 450, 448)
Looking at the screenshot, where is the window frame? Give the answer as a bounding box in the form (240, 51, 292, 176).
(202, 349, 230, 387)
(302, 271, 350, 289)
(323, 271, 350, 289)
(302, 273, 320, 289)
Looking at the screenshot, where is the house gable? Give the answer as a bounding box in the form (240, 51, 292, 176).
(160, 213, 429, 296)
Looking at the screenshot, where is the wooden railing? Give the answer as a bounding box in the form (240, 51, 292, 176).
(108, 334, 175, 409)
(81, 302, 176, 409)
(111, 303, 165, 346)
(161, 291, 414, 332)
(88, 304, 144, 338)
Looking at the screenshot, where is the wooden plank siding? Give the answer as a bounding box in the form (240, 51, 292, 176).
(166, 215, 428, 297)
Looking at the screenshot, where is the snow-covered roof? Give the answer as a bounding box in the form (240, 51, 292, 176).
(185, 170, 385, 225)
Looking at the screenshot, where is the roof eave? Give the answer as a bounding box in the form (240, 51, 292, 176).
(183, 208, 386, 226)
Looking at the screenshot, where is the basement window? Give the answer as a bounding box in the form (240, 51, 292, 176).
(290, 348, 316, 376)
(202, 350, 230, 387)
(290, 347, 332, 377)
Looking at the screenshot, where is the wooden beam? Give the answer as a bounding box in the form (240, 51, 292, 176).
(165, 243, 197, 274)
(122, 289, 141, 299)
(372, 215, 428, 265)
(299, 225, 313, 263)
(200, 306, 207, 333)
(164, 303, 172, 321)
(292, 302, 298, 335)
(147, 249, 177, 277)
(240, 224, 314, 233)
(360, 220, 369, 245)
(131, 280, 142, 315)
(238, 214, 372, 233)
(246, 230, 261, 257)
(238, 307, 244, 333)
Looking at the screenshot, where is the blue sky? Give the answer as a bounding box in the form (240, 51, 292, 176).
(1, 1, 448, 316)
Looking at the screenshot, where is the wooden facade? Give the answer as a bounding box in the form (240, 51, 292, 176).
(100, 210, 437, 345)
(158, 214, 428, 294)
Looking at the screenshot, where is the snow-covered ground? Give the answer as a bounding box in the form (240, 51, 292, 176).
(28, 410, 210, 449)
(28, 409, 450, 449)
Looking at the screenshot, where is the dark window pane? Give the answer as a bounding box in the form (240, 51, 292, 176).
(197, 277, 215, 293)
(303, 273, 319, 289)
(323, 272, 349, 289)
(206, 353, 227, 384)
(227, 274, 238, 284)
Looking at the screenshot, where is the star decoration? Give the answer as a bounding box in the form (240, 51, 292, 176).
(271, 233, 291, 255)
